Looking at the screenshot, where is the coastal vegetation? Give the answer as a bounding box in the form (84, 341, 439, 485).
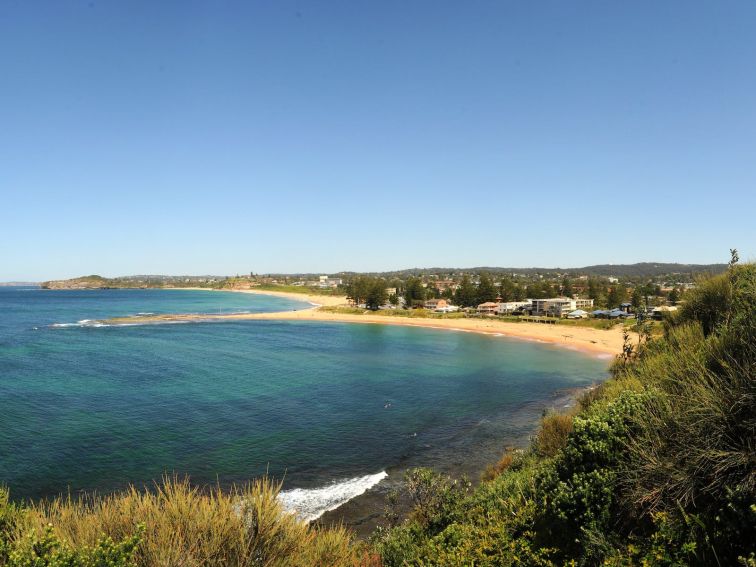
(0, 477, 371, 566)
(13, 260, 752, 565)
(371, 259, 755, 565)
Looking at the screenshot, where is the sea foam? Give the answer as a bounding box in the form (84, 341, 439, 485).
(278, 471, 388, 522)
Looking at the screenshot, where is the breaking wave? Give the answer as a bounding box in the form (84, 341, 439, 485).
(278, 471, 387, 522)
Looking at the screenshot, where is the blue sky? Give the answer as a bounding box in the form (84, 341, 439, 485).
(1, 1, 754, 280)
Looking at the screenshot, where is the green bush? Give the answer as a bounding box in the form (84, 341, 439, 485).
(535, 391, 648, 562)
(5, 525, 141, 567)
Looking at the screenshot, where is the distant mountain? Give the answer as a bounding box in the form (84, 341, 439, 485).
(41, 263, 728, 290)
(325, 263, 728, 279)
(573, 263, 727, 277)
(0, 281, 39, 287)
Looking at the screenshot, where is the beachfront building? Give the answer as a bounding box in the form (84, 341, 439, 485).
(530, 297, 595, 317)
(477, 302, 499, 315)
(495, 301, 531, 315)
(435, 305, 460, 313)
(318, 275, 343, 288)
(424, 298, 449, 310)
(566, 309, 589, 319)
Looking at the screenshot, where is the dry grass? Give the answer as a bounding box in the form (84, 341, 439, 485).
(10, 476, 370, 566)
(535, 411, 575, 458)
(481, 451, 516, 481)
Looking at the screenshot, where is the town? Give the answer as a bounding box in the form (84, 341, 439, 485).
(227, 263, 720, 322)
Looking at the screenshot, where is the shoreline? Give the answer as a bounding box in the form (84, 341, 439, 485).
(159, 286, 347, 307)
(207, 288, 625, 356)
(98, 303, 625, 359)
(46, 286, 626, 356)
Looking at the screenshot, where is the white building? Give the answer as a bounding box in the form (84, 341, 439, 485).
(318, 275, 343, 288)
(495, 301, 531, 315)
(530, 297, 594, 317)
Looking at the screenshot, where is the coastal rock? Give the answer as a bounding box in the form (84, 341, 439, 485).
(41, 275, 112, 289)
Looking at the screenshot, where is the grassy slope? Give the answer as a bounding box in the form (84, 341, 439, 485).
(0, 477, 376, 566)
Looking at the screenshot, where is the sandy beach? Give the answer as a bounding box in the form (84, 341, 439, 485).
(112, 288, 626, 356)
(230, 288, 347, 307)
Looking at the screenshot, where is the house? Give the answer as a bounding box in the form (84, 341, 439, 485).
(435, 305, 460, 313)
(318, 275, 343, 288)
(385, 287, 397, 297)
(592, 308, 631, 319)
(652, 305, 678, 320)
(608, 309, 629, 319)
(434, 280, 458, 292)
(424, 298, 448, 310)
(530, 297, 594, 317)
(477, 302, 499, 314)
(496, 301, 531, 315)
(566, 309, 588, 319)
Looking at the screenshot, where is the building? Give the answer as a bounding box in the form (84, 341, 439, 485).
(318, 275, 343, 288)
(477, 302, 499, 314)
(434, 280, 458, 292)
(435, 305, 460, 313)
(385, 287, 397, 297)
(530, 297, 595, 317)
(652, 305, 678, 320)
(566, 309, 589, 319)
(495, 301, 531, 315)
(424, 298, 448, 310)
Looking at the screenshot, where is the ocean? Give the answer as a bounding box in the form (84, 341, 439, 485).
(0, 287, 608, 520)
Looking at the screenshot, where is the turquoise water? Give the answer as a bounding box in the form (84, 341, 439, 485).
(0, 287, 608, 515)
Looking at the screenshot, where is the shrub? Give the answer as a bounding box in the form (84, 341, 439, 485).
(402, 469, 471, 535)
(481, 451, 516, 481)
(6, 525, 141, 567)
(5, 477, 366, 567)
(535, 391, 648, 561)
(534, 411, 574, 458)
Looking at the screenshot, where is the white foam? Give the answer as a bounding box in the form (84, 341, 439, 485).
(51, 320, 112, 328)
(277, 471, 387, 522)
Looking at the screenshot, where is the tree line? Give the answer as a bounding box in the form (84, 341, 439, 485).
(344, 273, 684, 311)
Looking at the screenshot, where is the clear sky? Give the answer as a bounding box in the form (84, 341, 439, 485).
(1, 1, 754, 280)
